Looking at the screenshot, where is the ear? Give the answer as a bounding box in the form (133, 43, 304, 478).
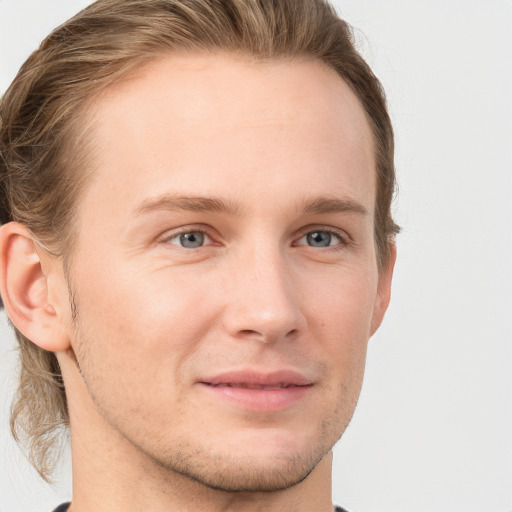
(370, 242, 397, 336)
(0, 222, 71, 351)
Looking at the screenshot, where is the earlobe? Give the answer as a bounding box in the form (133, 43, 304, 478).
(0, 222, 71, 352)
(370, 242, 397, 336)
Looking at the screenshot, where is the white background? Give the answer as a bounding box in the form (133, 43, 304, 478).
(1, 1, 511, 511)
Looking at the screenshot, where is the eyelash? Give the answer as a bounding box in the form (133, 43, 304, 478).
(293, 228, 349, 249)
(159, 226, 350, 250)
(160, 226, 215, 248)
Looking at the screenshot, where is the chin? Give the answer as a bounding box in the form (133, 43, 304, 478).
(160, 449, 327, 493)
(144, 424, 338, 493)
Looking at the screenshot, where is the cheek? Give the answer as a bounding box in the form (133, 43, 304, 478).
(307, 264, 378, 337)
(70, 257, 220, 391)
(306, 267, 377, 385)
(76, 253, 210, 335)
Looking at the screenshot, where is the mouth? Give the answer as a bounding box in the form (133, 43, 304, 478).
(206, 382, 301, 389)
(198, 370, 313, 411)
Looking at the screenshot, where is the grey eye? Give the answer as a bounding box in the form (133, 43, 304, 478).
(306, 231, 333, 247)
(177, 231, 205, 248)
(296, 230, 343, 248)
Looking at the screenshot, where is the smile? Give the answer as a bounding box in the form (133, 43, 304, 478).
(207, 383, 299, 389)
(198, 370, 314, 411)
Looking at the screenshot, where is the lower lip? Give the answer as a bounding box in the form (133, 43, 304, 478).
(199, 384, 312, 412)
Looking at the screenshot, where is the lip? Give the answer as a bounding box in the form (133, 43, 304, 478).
(197, 370, 313, 412)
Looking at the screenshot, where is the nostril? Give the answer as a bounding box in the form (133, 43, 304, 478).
(236, 328, 299, 343)
(239, 329, 261, 337)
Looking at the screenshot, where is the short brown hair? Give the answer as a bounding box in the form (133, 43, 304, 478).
(0, 0, 399, 480)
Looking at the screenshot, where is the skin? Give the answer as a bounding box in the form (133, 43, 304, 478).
(0, 53, 395, 512)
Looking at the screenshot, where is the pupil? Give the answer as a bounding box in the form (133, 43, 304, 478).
(307, 231, 330, 247)
(180, 232, 204, 248)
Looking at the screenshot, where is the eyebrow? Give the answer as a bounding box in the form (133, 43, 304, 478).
(134, 194, 241, 216)
(300, 196, 369, 217)
(134, 194, 368, 217)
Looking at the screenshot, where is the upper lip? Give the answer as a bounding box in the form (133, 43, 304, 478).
(199, 370, 313, 389)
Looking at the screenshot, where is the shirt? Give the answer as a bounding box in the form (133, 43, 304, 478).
(53, 502, 350, 511)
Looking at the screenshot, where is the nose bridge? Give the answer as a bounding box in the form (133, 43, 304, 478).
(223, 241, 303, 342)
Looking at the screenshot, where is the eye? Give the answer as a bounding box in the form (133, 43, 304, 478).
(166, 231, 209, 249)
(296, 230, 344, 248)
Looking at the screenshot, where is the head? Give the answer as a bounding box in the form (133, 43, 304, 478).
(0, 0, 399, 487)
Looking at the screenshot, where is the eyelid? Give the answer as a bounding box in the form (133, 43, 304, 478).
(158, 224, 218, 246)
(155, 224, 351, 248)
(293, 225, 351, 246)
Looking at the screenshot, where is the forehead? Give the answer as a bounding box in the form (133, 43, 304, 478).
(79, 53, 375, 222)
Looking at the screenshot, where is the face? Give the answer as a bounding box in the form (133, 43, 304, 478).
(64, 54, 391, 492)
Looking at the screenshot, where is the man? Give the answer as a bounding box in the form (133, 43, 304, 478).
(0, 0, 399, 510)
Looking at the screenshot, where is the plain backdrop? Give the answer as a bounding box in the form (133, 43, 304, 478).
(1, 1, 511, 511)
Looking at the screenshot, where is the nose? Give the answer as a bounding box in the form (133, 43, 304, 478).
(221, 248, 305, 344)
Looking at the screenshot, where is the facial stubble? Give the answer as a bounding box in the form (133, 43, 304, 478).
(66, 276, 357, 494)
